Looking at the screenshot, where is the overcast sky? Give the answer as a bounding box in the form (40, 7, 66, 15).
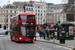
(0, 0, 62, 6)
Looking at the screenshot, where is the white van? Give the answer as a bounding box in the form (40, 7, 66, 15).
(0, 28, 8, 35)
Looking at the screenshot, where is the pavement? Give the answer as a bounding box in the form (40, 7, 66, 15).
(36, 32, 75, 50)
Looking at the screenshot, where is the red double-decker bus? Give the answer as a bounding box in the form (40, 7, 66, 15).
(10, 12, 36, 43)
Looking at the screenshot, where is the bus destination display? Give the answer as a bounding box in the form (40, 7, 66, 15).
(21, 22, 34, 25)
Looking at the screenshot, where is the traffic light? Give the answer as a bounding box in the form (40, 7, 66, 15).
(4, 26, 6, 29)
(0, 24, 1, 28)
(43, 24, 47, 29)
(54, 25, 57, 29)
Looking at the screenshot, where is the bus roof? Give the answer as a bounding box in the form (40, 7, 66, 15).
(10, 12, 35, 19)
(18, 12, 35, 15)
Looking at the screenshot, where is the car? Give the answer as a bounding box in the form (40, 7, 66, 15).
(0, 28, 8, 35)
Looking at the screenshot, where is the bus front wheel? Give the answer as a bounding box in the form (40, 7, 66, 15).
(11, 36, 13, 41)
(31, 41, 33, 43)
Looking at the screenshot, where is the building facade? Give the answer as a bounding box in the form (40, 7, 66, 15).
(46, 3, 54, 25)
(46, 4, 66, 25)
(63, 0, 75, 22)
(0, 4, 24, 30)
(13, 1, 46, 25)
(0, 1, 67, 30)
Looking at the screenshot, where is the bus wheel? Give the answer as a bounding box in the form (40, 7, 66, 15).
(11, 36, 13, 41)
(31, 41, 33, 43)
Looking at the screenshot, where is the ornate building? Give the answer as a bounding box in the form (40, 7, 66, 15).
(63, 0, 75, 22)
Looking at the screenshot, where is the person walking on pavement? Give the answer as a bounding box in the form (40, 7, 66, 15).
(38, 28, 43, 39)
(46, 29, 49, 38)
(43, 29, 46, 39)
(53, 31, 55, 42)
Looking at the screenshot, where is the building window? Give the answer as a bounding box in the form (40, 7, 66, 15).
(41, 17, 42, 20)
(10, 15, 12, 17)
(41, 10, 42, 12)
(15, 11, 16, 13)
(35, 13, 37, 16)
(38, 13, 39, 16)
(35, 10, 37, 12)
(35, 6, 37, 8)
(50, 16, 52, 18)
(25, 4, 27, 6)
(38, 21, 39, 24)
(6, 15, 8, 17)
(31, 8, 33, 10)
(44, 14, 45, 16)
(38, 17, 39, 20)
(63, 18, 65, 21)
(4, 10, 5, 13)
(10, 10, 12, 13)
(44, 7, 45, 9)
(38, 6, 40, 8)
(6, 19, 8, 22)
(41, 14, 42, 16)
(6, 10, 8, 13)
(41, 21, 42, 23)
(41, 7, 42, 9)
(35, 17, 37, 20)
(10, 6, 13, 8)
(26, 8, 28, 10)
(31, 5, 33, 7)
(29, 8, 30, 10)
(38, 10, 40, 12)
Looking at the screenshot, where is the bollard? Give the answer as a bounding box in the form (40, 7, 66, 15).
(60, 35, 65, 44)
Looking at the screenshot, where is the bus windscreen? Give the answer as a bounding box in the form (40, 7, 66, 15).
(19, 27, 35, 37)
(19, 15, 35, 20)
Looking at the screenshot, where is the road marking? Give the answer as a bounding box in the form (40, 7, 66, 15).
(35, 44, 44, 50)
(39, 47, 40, 48)
(0, 38, 5, 50)
(41, 48, 44, 50)
(57, 45, 73, 50)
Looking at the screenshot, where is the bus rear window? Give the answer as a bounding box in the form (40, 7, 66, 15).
(19, 15, 35, 20)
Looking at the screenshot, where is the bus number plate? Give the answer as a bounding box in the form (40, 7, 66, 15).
(26, 39, 30, 41)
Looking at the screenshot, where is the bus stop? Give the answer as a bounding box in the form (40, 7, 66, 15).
(61, 23, 74, 40)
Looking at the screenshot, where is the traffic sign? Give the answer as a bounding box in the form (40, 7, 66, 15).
(50, 23, 54, 28)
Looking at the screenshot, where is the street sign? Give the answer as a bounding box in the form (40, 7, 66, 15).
(50, 23, 54, 28)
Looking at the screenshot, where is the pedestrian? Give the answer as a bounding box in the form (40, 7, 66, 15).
(49, 30, 53, 39)
(38, 28, 42, 38)
(39, 28, 45, 39)
(53, 31, 56, 42)
(43, 29, 46, 39)
(46, 29, 49, 38)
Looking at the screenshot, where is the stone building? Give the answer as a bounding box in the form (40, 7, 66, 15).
(0, 4, 24, 30)
(13, 1, 46, 25)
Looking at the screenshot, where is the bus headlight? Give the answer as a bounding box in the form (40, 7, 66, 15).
(19, 37, 22, 40)
(34, 37, 36, 39)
